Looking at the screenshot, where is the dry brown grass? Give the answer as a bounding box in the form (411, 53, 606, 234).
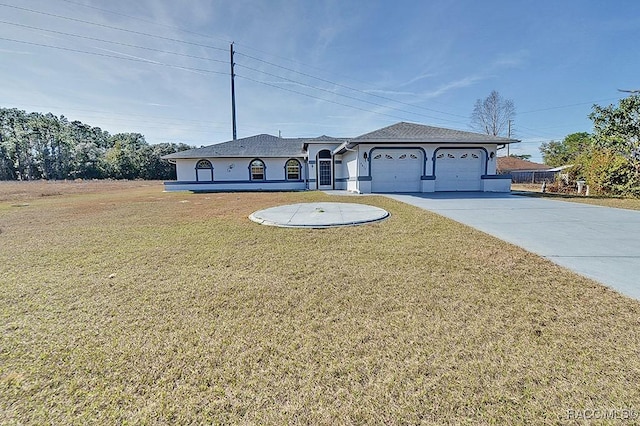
(1, 181, 640, 424)
(0, 179, 162, 202)
(512, 183, 640, 211)
(511, 183, 546, 193)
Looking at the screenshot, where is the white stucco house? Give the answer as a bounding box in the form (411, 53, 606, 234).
(162, 122, 518, 193)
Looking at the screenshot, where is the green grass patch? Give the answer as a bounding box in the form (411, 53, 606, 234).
(1, 183, 640, 424)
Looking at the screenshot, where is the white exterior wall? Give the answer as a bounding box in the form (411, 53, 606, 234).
(485, 144, 498, 174)
(333, 154, 347, 190)
(306, 143, 341, 162)
(343, 148, 359, 192)
(168, 143, 509, 193)
(166, 156, 307, 191)
(175, 157, 306, 182)
(482, 178, 511, 192)
(482, 144, 511, 191)
(175, 159, 197, 181)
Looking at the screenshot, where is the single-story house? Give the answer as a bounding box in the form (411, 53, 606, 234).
(497, 157, 559, 183)
(162, 122, 519, 193)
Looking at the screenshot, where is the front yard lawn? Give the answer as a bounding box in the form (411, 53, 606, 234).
(1, 182, 639, 424)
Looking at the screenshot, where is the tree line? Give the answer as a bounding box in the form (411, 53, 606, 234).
(540, 95, 640, 197)
(0, 107, 192, 181)
(469, 90, 638, 197)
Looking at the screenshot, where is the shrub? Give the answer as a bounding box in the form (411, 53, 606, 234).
(576, 149, 639, 197)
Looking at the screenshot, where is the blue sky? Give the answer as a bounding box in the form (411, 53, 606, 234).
(1, 0, 639, 162)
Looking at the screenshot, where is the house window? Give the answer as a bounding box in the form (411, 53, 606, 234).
(318, 150, 332, 159)
(250, 159, 265, 180)
(195, 159, 213, 182)
(285, 159, 301, 180)
(196, 159, 212, 169)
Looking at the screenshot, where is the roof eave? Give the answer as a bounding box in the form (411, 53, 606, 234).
(162, 153, 306, 159)
(350, 138, 520, 144)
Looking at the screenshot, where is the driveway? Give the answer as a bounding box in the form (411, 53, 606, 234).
(384, 193, 640, 301)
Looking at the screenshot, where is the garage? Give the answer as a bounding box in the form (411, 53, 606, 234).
(371, 148, 423, 192)
(434, 149, 484, 191)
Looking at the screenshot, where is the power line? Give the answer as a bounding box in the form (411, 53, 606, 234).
(235, 63, 468, 125)
(8, 1, 616, 138)
(0, 20, 228, 64)
(237, 74, 412, 123)
(514, 128, 568, 142)
(0, 36, 228, 75)
(3, 103, 270, 133)
(55, 0, 233, 46)
(1, 35, 447, 125)
(13, 0, 619, 133)
(2, 16, 467, 125)
(0, 2, 228, 52)
(519, 98, 619, 114)
(52, 0, 372, 94)
(0, 4, 431, 124)
(5, 0, 473, 126)
(47, 0, 469, 122)
(236, 52, 469, 120)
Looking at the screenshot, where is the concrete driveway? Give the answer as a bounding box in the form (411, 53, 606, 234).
(384, 192, 640, 301)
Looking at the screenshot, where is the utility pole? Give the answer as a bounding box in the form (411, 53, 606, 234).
(507, 119, 512, 156)
(230, 42, 237, 140)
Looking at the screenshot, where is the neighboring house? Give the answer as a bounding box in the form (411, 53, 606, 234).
(497, 157, 559, 183)
(163, 122, 519, 193)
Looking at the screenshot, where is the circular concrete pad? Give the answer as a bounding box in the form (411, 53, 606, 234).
(249, 202, 389, 228)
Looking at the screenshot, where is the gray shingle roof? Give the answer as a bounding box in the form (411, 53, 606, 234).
(352, 122, 519, 144)
(163, 122, 520, 160)
(162, 134, 307, 159)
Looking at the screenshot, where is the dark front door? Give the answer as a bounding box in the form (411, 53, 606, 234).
(317, 149, 333, 189)
(319, 160, 332, 187)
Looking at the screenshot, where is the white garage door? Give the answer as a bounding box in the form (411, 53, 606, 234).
(434, 149, 484, 191)
(371, 149, 422, 192)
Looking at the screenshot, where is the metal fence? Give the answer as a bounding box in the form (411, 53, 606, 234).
(506, 171, 558, 184)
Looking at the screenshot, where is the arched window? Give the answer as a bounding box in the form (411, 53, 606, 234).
(318, 149, 332, 159)
(196, 159, 212, 169)
(250, 159, 265, 180)
(195, 159, 213, 182)
(285, 159, 301, 180)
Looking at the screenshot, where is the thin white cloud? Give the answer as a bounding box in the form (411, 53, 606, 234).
(92, 46, 161, 64)
(421, 75, 486, 98)
(364, 89, 417, 96)
(0, 47, 33, 55)
(491, 50, 530, 69)
(402, 72, 437, 87)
